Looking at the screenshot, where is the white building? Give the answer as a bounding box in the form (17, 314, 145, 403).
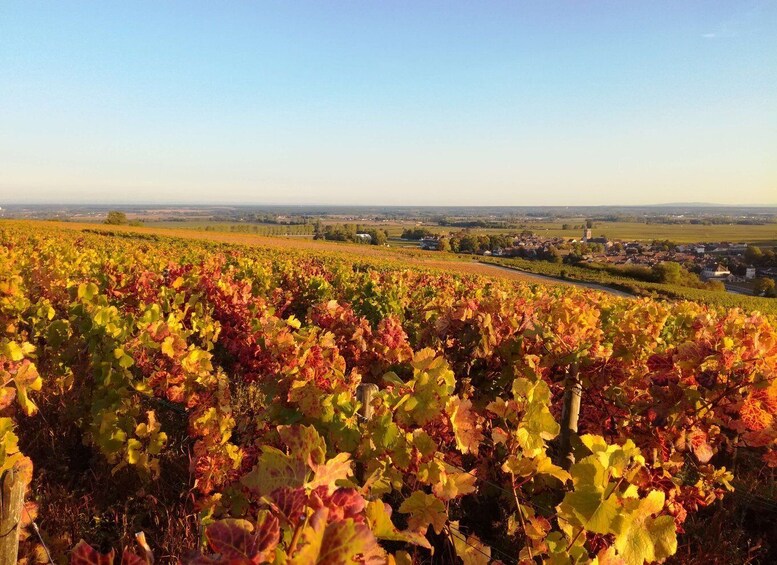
(701, 264, 731, 280)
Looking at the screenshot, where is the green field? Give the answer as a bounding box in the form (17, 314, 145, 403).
(525, 220, 777, 244)
(141, 218, 777, 246)
(362, 219, 777, 245)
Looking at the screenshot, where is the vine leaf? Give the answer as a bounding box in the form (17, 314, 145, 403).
(307, 452, 353, 493)
(612, 491, 677, 565)
(70, 540, 116, 565)
(278, 424, 327, 467)
(398, 349, 456, 426)
(450, 521, 491, 565)
(289, 507, 383, 564)
(241, 446, 307, 496)
(431, 461, 478, 501)
(502, 453, 570, 483)
(446, 397, 484, 455)
(561, 484, 619, 534)
(289, 508, 328, 564)
(365, 500, 432, 549)
(203, 515, 280, 563)
(399, 491, 447, 534)
(11, 360, 42, 416)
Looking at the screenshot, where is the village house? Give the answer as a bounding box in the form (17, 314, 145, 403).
(419, 237, 440, 250)
(701, 263, 731, 280)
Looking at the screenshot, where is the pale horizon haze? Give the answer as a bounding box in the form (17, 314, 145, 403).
(1, 1, 776, 206)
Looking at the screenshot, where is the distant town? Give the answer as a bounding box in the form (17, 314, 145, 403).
(408, 225, 776, 297)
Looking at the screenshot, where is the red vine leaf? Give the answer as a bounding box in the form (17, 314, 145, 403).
(70, 540, 116, 565)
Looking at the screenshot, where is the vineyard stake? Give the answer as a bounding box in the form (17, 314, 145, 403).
(357, 383, 378, 421)
(0, 463, 28, 564)
(558, 363, 581, 470)
(356, 383, 379, 483)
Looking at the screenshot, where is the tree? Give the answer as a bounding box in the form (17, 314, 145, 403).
(104, 211, 128, 225)
(401, 228, 435, 240)
(544, 245, 562, 264)
(745, 245, 763, 265)
(585, 219, 594, 229)
(366, 229, 387, 246)
(652, 262, 684, 285)
(457, 234, 479, 254)
(488, 234, 511, 251)
(652, 239, 676, 252)
(318, 223, 360, 242)
(437, 237, 451, 252)
(564, 253, 584, 265)
(754, 277, 776, 297)
(652, 261, 706, 288)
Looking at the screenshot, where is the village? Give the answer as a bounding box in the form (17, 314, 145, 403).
(416, 227, 777, 296)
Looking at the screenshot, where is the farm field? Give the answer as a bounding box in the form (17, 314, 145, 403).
(141, 218, 777, 246)
(525, 220, 777, 245)
(145, 221, 316, 236)
(1, 221, 776, 564)
(143, 220, 486, 243)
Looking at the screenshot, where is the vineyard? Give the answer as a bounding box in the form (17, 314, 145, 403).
(2, 223, 776, 564)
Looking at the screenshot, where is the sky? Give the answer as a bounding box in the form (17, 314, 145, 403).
(1, 1, 775, 206)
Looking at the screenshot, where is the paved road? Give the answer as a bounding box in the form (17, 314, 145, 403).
(477, 262, 634, 298)
(724, 283, 754, 296)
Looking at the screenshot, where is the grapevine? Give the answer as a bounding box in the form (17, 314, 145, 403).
(0, 223, 774, 564)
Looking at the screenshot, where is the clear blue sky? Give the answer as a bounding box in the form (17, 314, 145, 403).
(1, 1, 775, 205)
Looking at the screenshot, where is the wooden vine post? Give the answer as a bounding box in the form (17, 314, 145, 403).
(558, 362, 582, 470)
(356, 383, 379, 483)
(357, 383, 378, 421)
(0, 463, 28, 564)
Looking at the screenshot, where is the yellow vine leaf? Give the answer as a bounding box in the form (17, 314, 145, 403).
(446, 396, 485, 455)
(450, 521, 491, 565)
(399, 491, 447, 535)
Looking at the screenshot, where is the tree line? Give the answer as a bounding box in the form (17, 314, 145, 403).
(314, 222, 388, 245)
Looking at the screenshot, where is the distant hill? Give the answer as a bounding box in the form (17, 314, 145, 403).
(653, 202, 726, 207)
